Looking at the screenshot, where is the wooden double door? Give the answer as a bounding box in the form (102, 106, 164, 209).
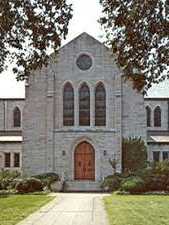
(74, 142, 95, 180)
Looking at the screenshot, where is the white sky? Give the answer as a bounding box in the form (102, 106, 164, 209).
(0, 0, 168, 98)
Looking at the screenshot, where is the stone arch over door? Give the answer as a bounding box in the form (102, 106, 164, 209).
(74, 141, 95, 181)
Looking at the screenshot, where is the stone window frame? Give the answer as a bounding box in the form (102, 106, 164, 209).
(14, 152, 20, 168)
(154, 105, 162, 127)
(63, 81, 75, 126)
(95, 82, 106, 126)
(4, 152, 11, 168)
(162, 151, 169, 160)
(13, 106, 21, 128)
(76, 54, 93, 71)
(75, 52, 94, 72)
(152, 150, 169, 162)
(62, 80, 108, 128)
(79, 82, 91, 126)
(145, 105, 152, 127)
(2, 151, 21, 169)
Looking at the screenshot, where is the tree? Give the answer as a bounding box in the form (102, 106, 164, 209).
(100, 0, 169, 92)
(0, 0, 73, 80)
(122, 137, 147, 173)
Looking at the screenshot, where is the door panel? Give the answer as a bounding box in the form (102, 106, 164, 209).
(74, 142, 95, 180)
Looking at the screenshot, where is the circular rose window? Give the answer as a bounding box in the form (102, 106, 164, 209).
(76, 54, 92, 71)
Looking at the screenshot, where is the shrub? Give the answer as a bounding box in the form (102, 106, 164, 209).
(15, 178, 43, 193)
(0, 170, 20, 180)
(33, 173, 59, 181)
(32, 173, 60, 190)
(0, 170, 21, 190)
(121, 176, 145, 193)
(101, 175, 121, 192)
(142, 161, 169, 192)
(153, 160, 169, 175)
(122, 137, 147, 173)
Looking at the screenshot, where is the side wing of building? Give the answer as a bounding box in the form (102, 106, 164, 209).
(0, 98, 25, 170)
(145, 98, 169, 161)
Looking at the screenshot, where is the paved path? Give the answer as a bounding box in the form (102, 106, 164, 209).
(17, 193, 110, 225)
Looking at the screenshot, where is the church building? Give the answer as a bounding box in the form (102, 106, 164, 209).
(0, 33, 169, 190)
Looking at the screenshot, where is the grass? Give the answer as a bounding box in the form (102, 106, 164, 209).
(104, 194, 169, 225)
(0, 193, 54, 225)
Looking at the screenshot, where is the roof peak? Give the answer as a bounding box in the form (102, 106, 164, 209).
(60, 32, 105, 50)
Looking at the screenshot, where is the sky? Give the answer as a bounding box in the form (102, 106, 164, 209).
(0, 0, 168, 98)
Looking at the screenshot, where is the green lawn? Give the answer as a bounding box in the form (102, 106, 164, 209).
(0, 194, 54, 225)
(104, 194, 169, 225)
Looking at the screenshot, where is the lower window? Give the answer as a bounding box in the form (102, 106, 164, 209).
(4, 153, 11, 167)
(163, 151, 169, 160)
(14, 153, 20, 167)
(153, 151, 160, 162)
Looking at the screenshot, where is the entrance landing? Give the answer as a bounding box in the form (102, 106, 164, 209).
(65, 181, 102, 192)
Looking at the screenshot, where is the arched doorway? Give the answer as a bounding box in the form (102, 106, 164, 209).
(74, 142, 95, 180)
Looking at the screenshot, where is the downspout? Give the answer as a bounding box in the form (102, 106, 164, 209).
(120, 75, 123, 173)
(52, 72, 56, 172)
(3, 100, 5, 131)
(168, 100, 169, 131)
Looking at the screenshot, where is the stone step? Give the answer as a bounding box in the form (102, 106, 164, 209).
(65, 181, 102, 192)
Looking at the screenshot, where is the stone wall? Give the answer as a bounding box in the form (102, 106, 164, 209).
(122, 80, 146, 140)
(54, 131, 120, 180)
(22, 66, 50, 175)
(145, 99, 169, 131)
(0, 99, 25, 131)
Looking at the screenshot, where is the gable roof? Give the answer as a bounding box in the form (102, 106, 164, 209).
(59, 32, 109, 52)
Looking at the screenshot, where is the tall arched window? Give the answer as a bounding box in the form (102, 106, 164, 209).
(154, 106, 161, 127)
(13, 107, 21, 127)
(95, 82, 106, 126)
(146, 106, 151, 127)
(79, 83, 90, 126)
(63, 82, 74, 126)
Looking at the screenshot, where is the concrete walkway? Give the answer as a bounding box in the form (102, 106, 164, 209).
(17, 193, 110, 225)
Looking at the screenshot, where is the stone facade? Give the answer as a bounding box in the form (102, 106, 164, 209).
(0, 33, 169, 184)
(22, 33, 146, 181)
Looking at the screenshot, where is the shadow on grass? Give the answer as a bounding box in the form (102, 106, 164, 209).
(0, 191, 48, 198)
(15, 191, 49, 196)
(0, 193, 10, 198)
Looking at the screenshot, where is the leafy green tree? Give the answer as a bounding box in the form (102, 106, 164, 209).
(0, 0, 73, 80)
(100, 0, 169, 92)
(122, 137, 147, 172)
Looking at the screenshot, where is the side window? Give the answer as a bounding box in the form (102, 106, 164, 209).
(79, 83, 90, 126)
(95, 83, 106, 126)
(154, 106, 161, 127)
(63, 82, 74, 126)
(163, 152, 169, 161)
(14, 153, 20, 167)
(13, 107, 21, 127)
(4, 153, 11, 167)
(146, 106, 151, 127)
(153, 151, 160, 162)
